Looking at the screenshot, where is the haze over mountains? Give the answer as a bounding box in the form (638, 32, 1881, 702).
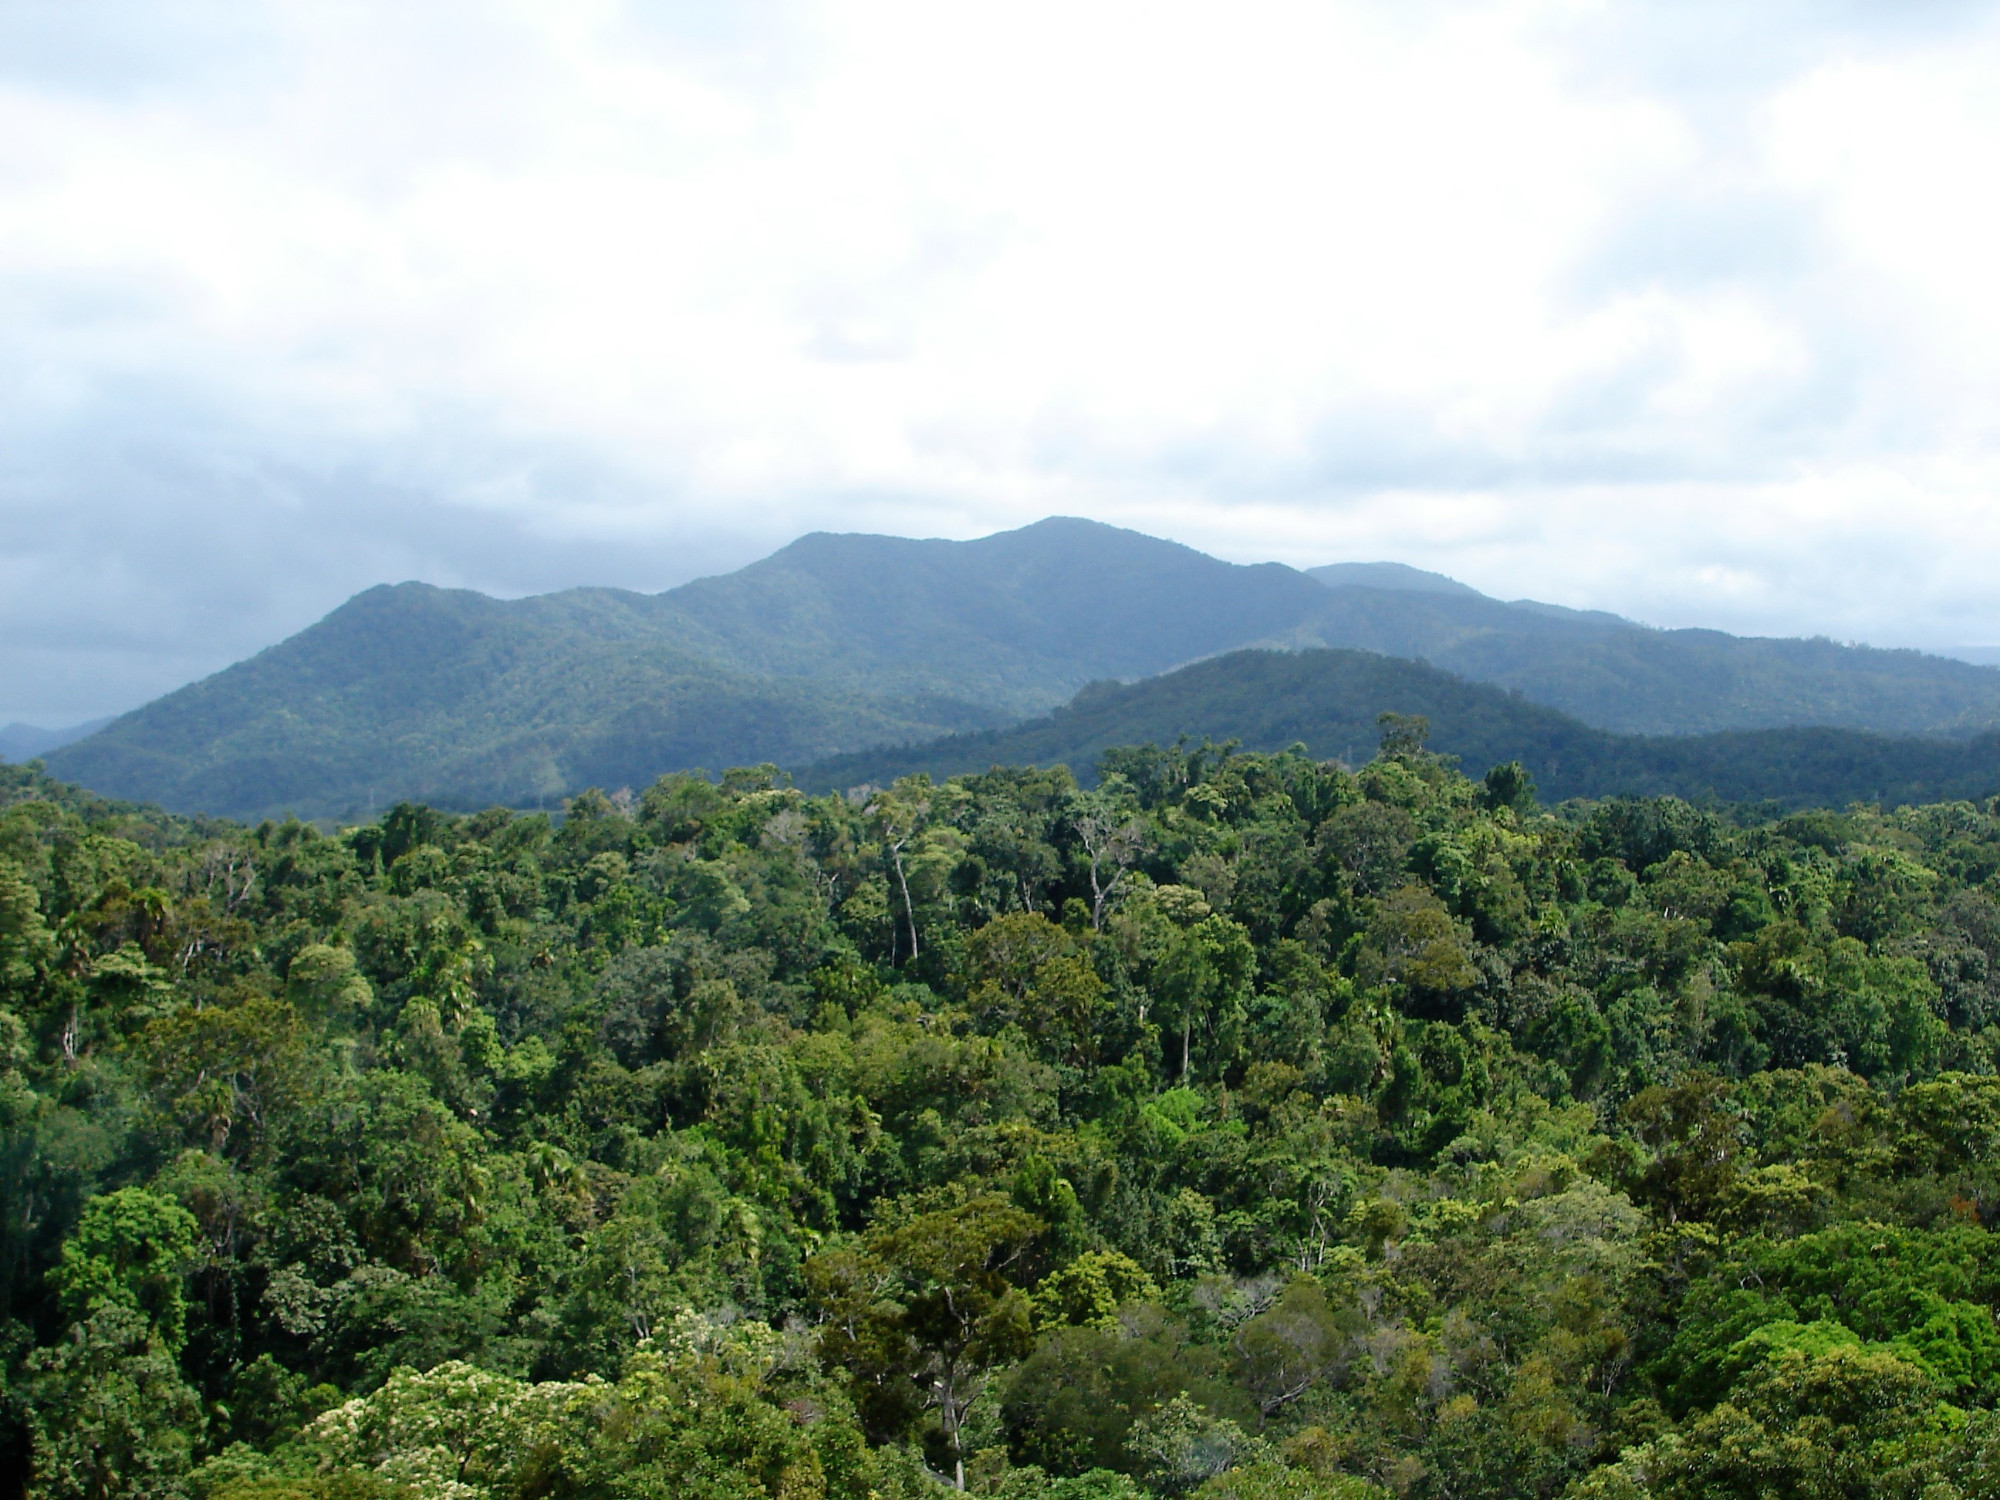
(38, 517, 2000, 820)
(0, 718, 108, 764)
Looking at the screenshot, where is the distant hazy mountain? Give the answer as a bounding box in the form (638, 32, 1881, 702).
(806, 648, 2000, 810)
(1306, 561, 1480, 596)
(1291, 569, 2000, 738)
(0, 717, 113, 763)
(649, 517, 1324, 713)
(46, 516, 2000, 819)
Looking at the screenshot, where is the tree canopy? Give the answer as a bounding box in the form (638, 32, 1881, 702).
(10, 734, 2000, 1497)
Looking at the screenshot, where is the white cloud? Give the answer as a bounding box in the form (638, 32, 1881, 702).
(3, 0, 2000, 721)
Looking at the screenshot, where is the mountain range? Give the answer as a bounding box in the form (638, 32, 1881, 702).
(37, 517, 2000, 819)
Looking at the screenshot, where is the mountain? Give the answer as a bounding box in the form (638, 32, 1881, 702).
(0, 717, 113, 763)
(1939, 645, 2000, 668)
(41, 583, 1011, 822)
(1290, 574, 2000, 738)
(46, 520, 1326, 820)
(45, 516, 2000, 820)
(648, 517, 1325, 714)
(803, 647, 2000, 809)
(1306, 561, 1480, 596)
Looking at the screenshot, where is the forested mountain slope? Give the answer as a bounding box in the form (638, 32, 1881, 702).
(41, 516, 2000, 820)
(810, 647, 2000, 809)
(43, 580, 1017, 823)
(1306, 560, 1481, 595)
(11, 748, 2000, 1497)
(1290, 581, 2000, 738)
(656, 516, 1327, 711)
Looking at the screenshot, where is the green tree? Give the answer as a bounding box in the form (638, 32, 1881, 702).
(1586, 1344, 1948, 1500)
(1072, 799, 1147, 930)
(52, 1188, 199, 1354)
(0, 856, 53, 999)
(21, 1306, 205, 1500)
(867, 780, 934, 965)
(1155, 914, 1255, 1082)
(300, 1359, 591, 1500)
(1614, 1074, 1740, 1226)
(969, 913, 1106, 1065)
(812, 1195, 1040, 1489)
(1232, 1278, 1351, 1426)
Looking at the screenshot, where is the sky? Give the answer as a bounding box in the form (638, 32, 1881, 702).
(7, 0, 2000, 725)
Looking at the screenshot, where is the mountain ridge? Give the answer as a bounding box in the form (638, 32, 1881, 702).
(803, 647, 2000, 810)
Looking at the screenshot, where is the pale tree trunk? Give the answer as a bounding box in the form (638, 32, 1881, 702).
(888, 837, 918, 962)
(935, 1368, 969, 1490)
(1076, 811, 1143, 930)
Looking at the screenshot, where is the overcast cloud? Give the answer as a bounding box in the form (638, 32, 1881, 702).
(6, 0, 2000, 724)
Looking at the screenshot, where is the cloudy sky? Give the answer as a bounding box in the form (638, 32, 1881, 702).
(7, 0, 2000, 725)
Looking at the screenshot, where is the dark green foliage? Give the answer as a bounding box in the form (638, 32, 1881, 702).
(13, 744, 2000, 1496)
(1003, 1309, 1250, 1476)
(813, 648, 2000, 810)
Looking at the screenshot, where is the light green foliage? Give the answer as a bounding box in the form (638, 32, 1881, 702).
(1129, 1394, 1263, 1495)
(285, 945, 372, 1017)
(53, 1188, 200, 1353)
(1154, 913, 1256, 1081)
(1587, 1344, 1951, 1500)
(1031, 1251, 1161, 1331)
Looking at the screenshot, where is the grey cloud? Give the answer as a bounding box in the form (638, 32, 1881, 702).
(0, 379, 770, 723)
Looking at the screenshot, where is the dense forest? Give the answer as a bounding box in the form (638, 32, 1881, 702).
(11, 724, 2000, 1498)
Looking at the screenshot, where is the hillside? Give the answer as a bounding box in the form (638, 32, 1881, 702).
(42, 516, 2000, 819)
(653, 516, 1326, 713)
(806, 647, 2000, 809)
(42, 582, 1013, 821)
(1290, 582, 2000, 737)
(1306, 560, 1480, 595)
